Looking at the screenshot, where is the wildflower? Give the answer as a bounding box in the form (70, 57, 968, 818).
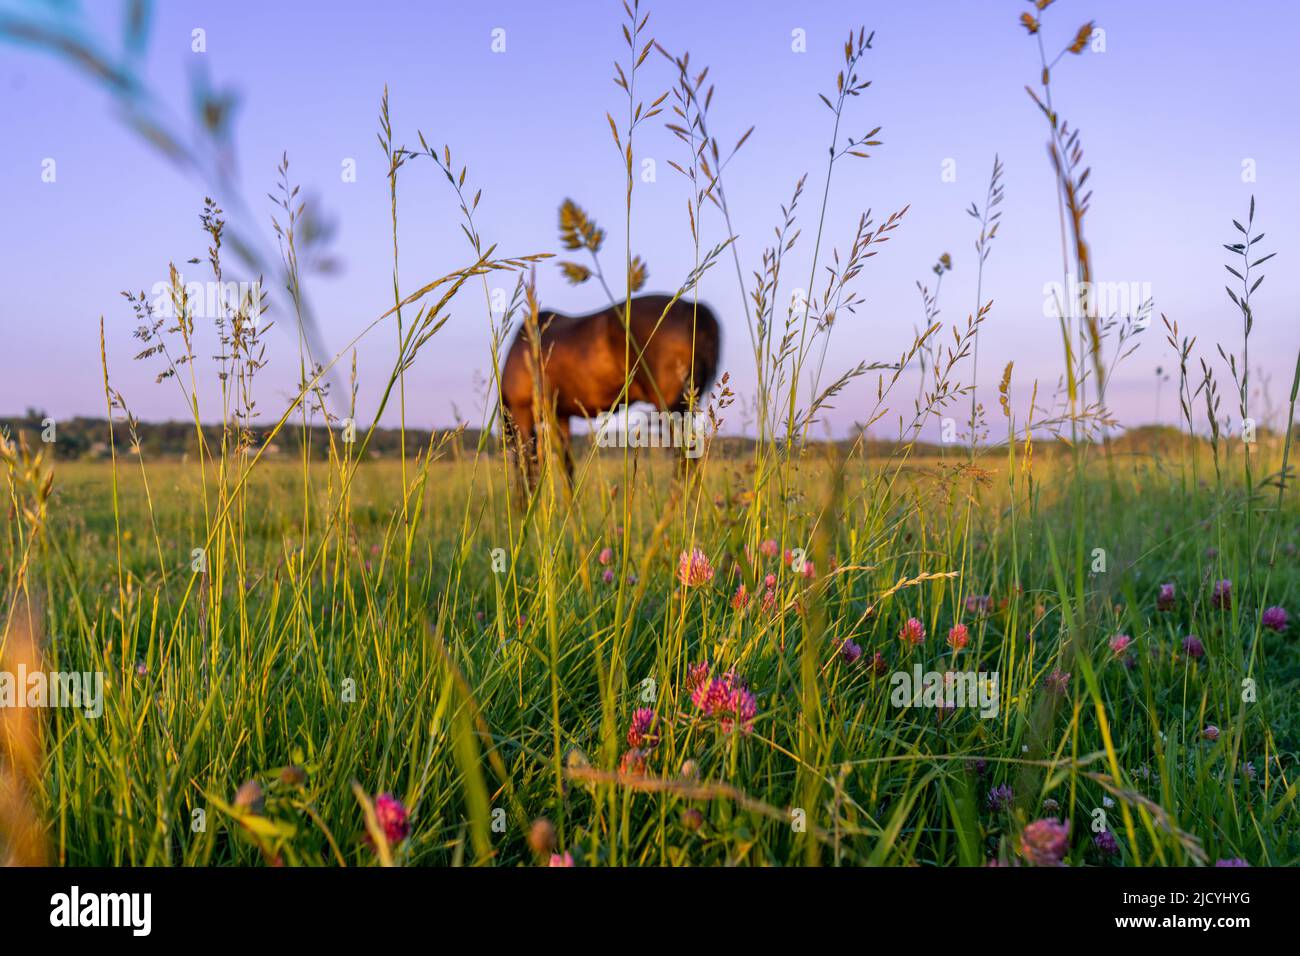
(968, 758, 989, 777)
(626, 708, 660, 749)
(965, 594, 992, 617)
(947, 623, 970, 651)
(549, 852, 575, 867)
(690, 673, 726, 713)
(1045, 668, 1071, 695)
(679, 759, 700, 781)
(619, 748, 650, 777)
(528, 818, 556, 855)
(868, 651, 889, 677)
(598, 547, 614, 566)
(374, 793, 411, 844)
(134, 661, 148, 678)
(278, 765, 307, 787)
(691, 671, 757, 734)
(987, 784, 1015, 812)
(1214, 858, 1249, 867)
(1042, 798, 1060, 814)
(1262, 606, 1289, 632)
(1211, 579, 1232, 609)
(1182, 635, 1205, 659)
(1203, 725, 1220, 742)
(677, 548, 715, 587)
(1156, 583, 1175, 611)
(840, 639, 862, 665)
(763, 573, 777, 589)
(234, 779, 264, 815)
(1108, 634, 1133, 656)
(721, 685, 758, 734)
(681, 808, 704, 832)
(731, 584, 749, 610)
(602, 569, 615, 584)
(1093, 830, 1119, 856)
(1020, 818, 1070, 867)
(759, 538, 779, 558)
(899, 617, 927, 646)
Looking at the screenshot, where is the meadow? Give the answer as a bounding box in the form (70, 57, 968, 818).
(2, 435, 1296, 866)
(1, 0, 1298, 868)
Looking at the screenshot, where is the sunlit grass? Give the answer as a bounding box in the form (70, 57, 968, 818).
(2, 440, 1294, 866)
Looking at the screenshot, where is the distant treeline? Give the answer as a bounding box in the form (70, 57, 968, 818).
(0, 410, 1285, 462)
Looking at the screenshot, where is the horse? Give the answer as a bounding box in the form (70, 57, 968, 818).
(501, 293, 721, 485)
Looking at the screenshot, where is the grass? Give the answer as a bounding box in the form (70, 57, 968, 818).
(2, 440, 1296, 866)
(2, 0, 1298, 868)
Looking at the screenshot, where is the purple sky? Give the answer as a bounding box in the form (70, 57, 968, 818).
(2, 0, 1297, 438)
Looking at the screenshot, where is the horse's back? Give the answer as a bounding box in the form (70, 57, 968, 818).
(502, 293, 721, 416)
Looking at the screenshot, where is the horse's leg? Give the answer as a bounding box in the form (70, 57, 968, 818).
(511, 405, 537, 495)
(669, 394, 702, 484)
(555, 416, 575, 485)
(675, 442, 699, 484)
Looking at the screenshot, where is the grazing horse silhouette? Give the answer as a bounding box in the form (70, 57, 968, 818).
(501, 293, 720, 483)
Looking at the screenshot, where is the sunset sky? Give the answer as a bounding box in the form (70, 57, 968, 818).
(2, 0, 1296, 438)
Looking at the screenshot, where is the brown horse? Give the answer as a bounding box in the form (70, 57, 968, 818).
(501, 293, 720, 483)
